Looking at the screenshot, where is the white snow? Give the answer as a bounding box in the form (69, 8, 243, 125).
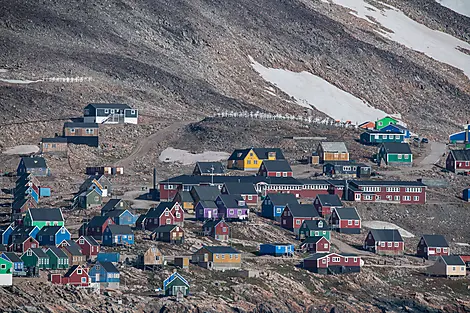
(159, 147, 230, 165)
(323, 0, 470, 79)
(362, 220, 415, 238)
(3, 145, 39, 155)
(0, 69, 8, 73)
(0, 78, 42, 84)
(435, 0, 470, 18)
(250, 56, 387, 124)
(456, 242, 470, 247)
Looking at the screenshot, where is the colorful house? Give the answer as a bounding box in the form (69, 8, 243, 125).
(261, 193, 298, 220)
(303, 253, 361, 274)
(76, 236, 100, 259)
(259, 243, 294, 257)
(105, 209, 136, 226)
(80, 174, 112, 198)
(40, 137, 68, 155)
(381, 124, 411, 139)
(221, 182, 258, 206)
(317, 142, 349, 164)
(76, 188, 102, 209)
(100, 198, 129, 216)
(24, 208, 64, 230)
(360, 130, 405, 145)
(378, 142, 413, 167)
(329, 207, 361, 234)
(364, 229, 404, 256)
(17, 157, 50, 177)
(21, 248, 50, 269)
(151, 225, 184, 244)
(427, 255, 466, 278)
(417, 235, 450, 260)
(140, 247, 164, 268)
(51, 265, 90, 286)
(193, 162, 225, 176)
(358, 121, 375, 130)
(195, 200, 219, 221)
(0, 257, 13, 286)
(0, 224, 14, 245)
(144, 202, 184, 230)
(322, 161, 371, 178)
(192, 246, 242, 270)
(60, 240, 86, 266)
(83, 103, 138, 124)
(300, 236, 330, 253)
(173, 191, 195, 213)
(257, 160, 293, 177)
(15, 184, 39, 204)
(346, 180, 427, 204)
(280, 203, 320, 235)
(81, 216, 114, 240)
(227, 148, 285, 171)
(9, 226, 39, 244)
(446, 150, 470, 174)
(89, 261, 120, 289)
(375, 116, 398, 130)
(46, 247, 69, 270)
(163, 272, 189, 296)
(313, 194, 343, 217)
(1, 252, 25, 277)
(36, 226, 71, 246)
(215, 194, 249, 220)
(298, 219, 331, 240)
(202, 219, 230, 242)
(190, 186, 221, 206)
(10, 236, 39, 253)
(102, 225, 134, 246)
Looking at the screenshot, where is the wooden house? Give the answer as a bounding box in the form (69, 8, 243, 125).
(446, 150, 470, 174)
(90, 261, 120, 289)
(300, 236, 330, 253)
(60, 240, 86, 266)
(36, 226, 71, 246)
(0, 258, 13, 286)
(303, 253, 361, 274)
(261, 193, 298, 220)
(9, 226, 39, 244)
(192, 246, 241, 270)
(83, 103, 138, 124)
(202, 219, 230, 242)
(280, 203, 320, 235)
(221, 182, 258, 206)
(193, 162, 225, 176)
(427, 255, 466, 278)
(105, 209, 136, 226)
(173, 191, 195, 213)
(364, 229, 404, 256)
(0, 225, 14, 245)
(10, 236, 39, 253)
(417, 235, 450, 260)
(377, 142, 413, 167)
(317, 142, 349, 164)
(163, 272, 189, 296)
(298, 219, 331, 240)
(100, 198, 128, 216)
(375, 116, 398, 130)
(174, 256, 190, 269)
(313, 194, 343, 217)
(46, 247, 69, 270)
(40, 137, 68, 155)
(24, 208, 64, 230)
(1, 252, 25, 277)
(140, 247, 164, 268)
(76, 188, 102, 209)
(190, 185, 221, 206)
(81, 216, 114, 240)
(21, 248, 50, 269)
(81, 175, 112, 198)
(51, 265, 90, 286)
(360, 130, 405, 145)
(102, 225, 134, 246)
(76, 236, 100, 259)
(151, 225, 184, 244)
(63, 122, 99, 147)
(215, 194, 249, 220)
(322, 161, 371, 178)
(259, 243, 294, 257)
(346, 180, 427, 204)
(227, 148, 285, 171)
(195, 200, 219, 221)
(86, 166, 123, 176)
(257, 160, 293, 177)
(329, 207, 361, 234)
(144, 201, 183, 230)
(17, 157, 50, 177)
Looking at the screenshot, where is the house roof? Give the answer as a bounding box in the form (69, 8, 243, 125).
(30, 248, 48, 258)
(41, 137, 68, 143)
(302, 236, 328, 244)
(421, 235, 449, 248)
(28, 208, 63, 222)
(316, 194, 343, 207)
(37, 226, 64, 237)
(22, 157, 47, 169)
(301, 219, 331, 231)
(81, 236, 100, 246)
(217, 194, 248, 208)
(287, 203, 319, 218)
(146, 202, 174, 218)
(320, 142, 348, 153)
(48, 246, 68, 258)
(441, 255, 465, 266)
(364, 129, 403, 135)
(0, 245, 7, 252)
(107, 224, 133, 235)
(105, 209, 127, 218)
(87, 216, 112, 228)
(382, 124, 408, 131)
(228, 148, 285, 161)
(63, 242, 83, 256)
(261, 160, 292, 172)
(201, 246, 240, 254)
(2, 252, 22, 263)
(11, 226, 37, 237)
(64, 122, 100, 128)
(197, 200, 218, 209)
(265, 193, 298, 206)
(175, 191, 193, 203)
(223, 182, 257, 195)
(381, 142, 412, 154)
(191, 186, 221, 201)
(450, 149, 470, 161)
(161, 175, 302, 186)
(304, 253, 331, 260)
(203, 219, 227, 229)
(64, 265, 83, 277)
(195, 162, 225, 175)
(86, 103, 132, 110)
(164, 272, 189, 289)
(97, 261, 119, 273)
(152, 224, 180, 233)
(369, 229, 403, 242)
(350, 180, 426, 187)
(101, 199, 124, 213)
(323, 161, 369, 167)
(333, 207, 360, 220)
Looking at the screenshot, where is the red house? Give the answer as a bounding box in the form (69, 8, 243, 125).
(364, 229, 404, 256)
(303, 253, 361, 274)
(202, 219, 230, 242)
(329, 207, 361, 234)
(144, 201, 184, 231)
(9, 236, 39, 253)
(347, 180, 427, 204)
(300, 236, 330, 253)
(313, 194, 343, 217)
(76, 236, 100, 259)
(446, 150, 470, 174)
(51, 265, 90, 286)
(81, 216, 114, 240)
(296, 180, 330, 199)
(257, 160, 293, 177)
(221, 182, 258, 205)
(416, 235, 450, 260)
(280, 203, 320, 236)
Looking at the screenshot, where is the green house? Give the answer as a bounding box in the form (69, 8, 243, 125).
(375, 116, 398, 130)
(0, 257, 13, 275)
(77, 188, 102, 209)
(360, 130, 404, 145)
(378, 142, 413, 167)
(24, 208, 64, 230)
(298, 219, 331, 241)
(163, 272, 189, 296)
(21, 248, 50, 269)
(46, 247, 69, 270)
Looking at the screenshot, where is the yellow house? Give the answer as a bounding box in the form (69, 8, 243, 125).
(227, 148, 284, 171)
(192, 246, 241, 270)
(427, 255, 466, 278)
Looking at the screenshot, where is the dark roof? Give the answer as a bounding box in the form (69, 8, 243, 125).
(101, 199, 123, 213)
(11, 226, 37, 237)
(191, 186, 221, 201)
(87, 216, 112, 228)
(364, 129, 403, 135)
(146, 202, 174, 218)
(301, 219, 331, 231)
(302, 236, 328, 244)
(228, 148, 285, 161)
(97, 261, 119, 273)
(195, 162, 225, 175)
(381, 142, 412, 154)
(197, 200, 218, 208)
(86, 103, 131, 109)
(450, 149, 470, 161)
(304, 253, 330, 260)
(29, 208, 63, 222)
(152, 224, 179, 233)
(261, 160, 292, 172)
(217, 194, 248, 208)
(2, 252, 22, 263)
(30, 248, 48, 258)
(63, 243, 83, 256)
(223, 182, 257, 195)
(287, 203, 319, 218)
(22, 157, 47, 169)
(265, 193, 298, 206)
(421, 235, 449, 248)
(63, 122, 99, 128)
(261, 243, 293, 246)
(47, 246, 68, 258)
(107, 224, 133, 235)
(297, 179, 331, 186)
(161, 175, 302, 186)
(0, 245, 7, 252)
(64, 265, 81, 277)
(175, 191, 193, 203)
(316, 194, 343, 207)
(351, 180, 426, 187)
(323, 161, 369, 167)
(202, 246, 240, 254)
(41, 137, 68, 143)
(82, 236, 100, 246)
(105, 209, 127, 218)
(37, 226, 64, 237)
(370, 229, 403, 242)
(334, 207, 360, 220)
(12, 198, 29, 211)
(203, 219, 227, 229)
(441, 255, 465, 266)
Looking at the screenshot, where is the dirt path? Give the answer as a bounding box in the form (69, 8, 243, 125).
(331, 237, 373, 256)
(419, 141, 447, 166)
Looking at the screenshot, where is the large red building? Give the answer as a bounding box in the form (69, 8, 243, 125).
(347, 180, 426, 204)
(280, 203, 320, 235)
(303, 253, 361, 274)
(364, 229, 404, 256)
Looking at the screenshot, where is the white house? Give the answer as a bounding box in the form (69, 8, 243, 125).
(83, 103, 138, 124)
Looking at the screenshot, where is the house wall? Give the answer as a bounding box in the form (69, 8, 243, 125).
(243, 151, 261, 171)
(41, 142, 68, 154)
(214, 222, 230, 240)
(455, 161, 470, 173)
(322, 152, 350, 162)
(64, 127, 98, 137)
(170, 204, 184, 226)
(387, 153, 413, 164)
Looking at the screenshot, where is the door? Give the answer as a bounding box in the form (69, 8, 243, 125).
(95, 273, 100, 282)
(173, 286, 186, 295)
(208, 210, 212, 219)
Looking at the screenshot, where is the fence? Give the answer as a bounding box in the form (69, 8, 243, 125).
(44, 77, 93, 83)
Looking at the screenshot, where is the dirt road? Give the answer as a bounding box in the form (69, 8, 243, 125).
(419, 141, 447, 167)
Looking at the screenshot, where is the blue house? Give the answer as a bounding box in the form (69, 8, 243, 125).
(17, 157, 50, 177)
(9, 226, 39, 245)
(450, 125, 470, 144)
(36, 226, 71, 246)
(261, 193, 298, 220)
(102, 225, 134, 246)
(104, 209, 136, 226)
(0, 224, 14, 245)
(381, 124, 411, 139)
(96, 252, 120, 263)
(1, 252, 25, 276)
(15, 185, 39, 204)
(89, 261, 120, 289)
(259, 243, 295, 257)
(39, 187, 51, 198)
(463, 188, 470, 202)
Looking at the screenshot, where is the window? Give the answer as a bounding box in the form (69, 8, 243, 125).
(249, 153, 253, 157)
(347, 220, 352, 225)
(387, 242, 392, 247)
(452, 266, 456, 271)
(404, 154, 409, 159)
(443, 248, 448, 253)
(0, 264, 5, 269)
(52, 143, 56, 148)
(222, 227, 227, 232)
(131, 109, 135, 115)
(221, 254, 225, 259)
(389, 135, 393, 139)
(77, 269, 82, 274)
(248, 195, 253, 200)
(378, 122, 383, 126)
(50, 235, 54, 241)
(247, 160, 251, 165)
(380, 242, 385, 247)
(27, 250, 32, 256)
(86, 128, 94, 135)
(276, 172, 281, 177)
(61, 228, 66, 234)
(215, 254, 219, 259)
(176, 213, 181, 218)
(394, 242, 399, 247)
(165, 211, 169, 216)
(398, 154, 402, 159)
(324, 243, 328, 249)
(105, 109, 109, 114)
(283, 172, 287, 177)
(322, 259, 327, 264)
(332, 257, 340, 262)
(229, 254, 233, 259)
(461, 267, 465, 271)
(394, 196, 400, 201)
(70, 128, 75, 133)
(403, 196, 411, 201)
(282, 220, 286, 225)
(436, 248, 441, 253)
(354, 220, 359, 225)
(166, 218, 171, 224)
(94, 196, 99, 202)
(110, 109, 115, 114)
(395, 135, 400, 139)
(413, 196, 419, 201)
(296, 220, 301, 225)
(354, 257, 357, 262)
(81, 277, 87, 283)
(254, 160, 258, 165)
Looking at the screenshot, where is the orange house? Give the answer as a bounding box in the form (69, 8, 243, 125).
(192, 246, 241, 270)
(359, 121, 375, 130)
(317, 142, 349, 164)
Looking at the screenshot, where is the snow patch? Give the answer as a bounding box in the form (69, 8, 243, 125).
(250, 56, 387, 124)
(159, 147, 230, 165)
(3, 145, 39, 155)
(0, 69, 8, 73)
(362, 220, 415, 238)
(435, 0, 470, 18)
(456, 242, 470, 247)
(324, 0, 470, 78)
(0, 78, 42, 84)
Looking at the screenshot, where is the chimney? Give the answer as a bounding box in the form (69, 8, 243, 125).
(344, 180, 349, 201)
(153, 168, 157, 190)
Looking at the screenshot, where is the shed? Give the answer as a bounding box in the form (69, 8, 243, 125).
(463, 188, 470, 202)
(174, 256, 190, 269)
(259, 243, 294, 257)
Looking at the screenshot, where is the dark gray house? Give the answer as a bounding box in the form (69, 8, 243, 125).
(17, 157, 50, 177)
(322, 161, 371, 178)
(193, 162, 225, 176)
